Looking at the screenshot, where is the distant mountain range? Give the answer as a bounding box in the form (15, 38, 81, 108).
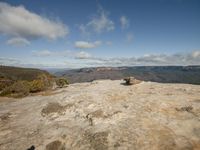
(1, 65, 200, 86)
(54, 66, 200, 85)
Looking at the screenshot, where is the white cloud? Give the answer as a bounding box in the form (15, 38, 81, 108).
(0, 2, 68, 42)
(191, 51, 200, 58)
(75, 41, 102, 49)
(6, 37, 30, 46)
(79, 8, 114, 35)
(120, 16, 130, 29)
(75, 51, 92, 59)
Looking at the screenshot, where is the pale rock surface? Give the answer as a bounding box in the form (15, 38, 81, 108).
(0, 80, 200, 150)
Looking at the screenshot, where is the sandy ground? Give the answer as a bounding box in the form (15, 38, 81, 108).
(0, 80, 200, 150)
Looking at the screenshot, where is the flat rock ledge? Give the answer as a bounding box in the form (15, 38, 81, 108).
(0, 80, 200, 150)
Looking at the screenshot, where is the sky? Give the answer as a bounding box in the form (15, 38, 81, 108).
(0, 0, 200, 68)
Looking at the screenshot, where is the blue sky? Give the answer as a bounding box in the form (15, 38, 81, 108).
(0, 0, 200, 68)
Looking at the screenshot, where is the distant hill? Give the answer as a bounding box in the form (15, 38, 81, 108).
(45, 68, 72, 74)
(54, 66, 200, 85)
(0, 66, 53, 81)
(0, 66, 54, 93)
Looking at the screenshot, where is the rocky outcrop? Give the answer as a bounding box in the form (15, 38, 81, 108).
(123, 76, 141, 85)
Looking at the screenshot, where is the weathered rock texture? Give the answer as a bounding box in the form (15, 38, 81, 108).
(0, 80, 200, 150)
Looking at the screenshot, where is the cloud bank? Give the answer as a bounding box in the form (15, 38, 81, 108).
(1, 51, 200, 68)
(75, 51, 92, 59)
(32, 49, 91, 59)
(0, 2, 68, 43)
(75, 51, 200, 67)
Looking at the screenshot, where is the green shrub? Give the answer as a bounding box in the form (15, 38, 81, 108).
(29, 79, 46, 93)
(0, 81, 30, 98)
(0, 79, 14, 91)
(56, 78, 69, 88)
(0, 70, 55, 98)
(29, 74, 54, 93)
(37, 74, 53, 87)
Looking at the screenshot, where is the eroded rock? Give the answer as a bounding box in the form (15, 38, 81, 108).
(46, 140, 65, 150)
(175, 106, 193, 112)
(83, 131, 109, 150)
(41, 102, 73, 116)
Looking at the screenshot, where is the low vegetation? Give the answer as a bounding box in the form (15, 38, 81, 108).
(55, 78, 69, 88)
(0, 66, 69, 98)
(0, 81, 30, 98)
(29, 74, 54, 93)
(0, 66, 53, 81)
(0, 77, 14, 91)
(29, 79, 46, 93)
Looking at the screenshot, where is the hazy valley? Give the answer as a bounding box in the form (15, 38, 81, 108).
(54, 66, 200, 84)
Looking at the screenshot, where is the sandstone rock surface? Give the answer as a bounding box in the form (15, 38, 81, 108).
(0, 80, 200, 150)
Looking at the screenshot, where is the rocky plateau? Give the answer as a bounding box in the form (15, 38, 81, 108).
(0, 80, 200, 150)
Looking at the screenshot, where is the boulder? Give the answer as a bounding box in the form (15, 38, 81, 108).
(123, 77, 141, 85)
